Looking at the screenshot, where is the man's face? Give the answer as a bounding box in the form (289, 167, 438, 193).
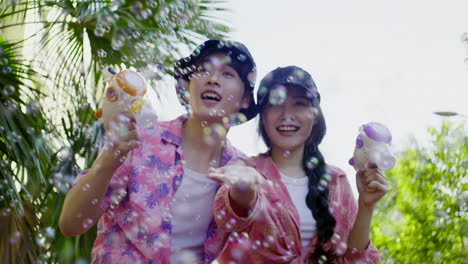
(186, 52, 250, 123)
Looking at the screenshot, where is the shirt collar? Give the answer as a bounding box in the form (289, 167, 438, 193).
(159, 114, 240, 165)
(160, 114, 188, 146)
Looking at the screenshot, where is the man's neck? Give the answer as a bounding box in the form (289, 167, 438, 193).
(182, 116, 228, 173)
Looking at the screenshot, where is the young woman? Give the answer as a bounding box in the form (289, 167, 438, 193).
(58, 39, 258, 264)
(209, 66, 387, 263)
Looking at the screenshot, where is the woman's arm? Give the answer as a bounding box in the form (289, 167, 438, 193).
(347, 167, 388, 249)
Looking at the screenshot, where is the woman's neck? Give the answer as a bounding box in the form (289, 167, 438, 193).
(270, 146, 306, 178)
(182, 116, 228, 172)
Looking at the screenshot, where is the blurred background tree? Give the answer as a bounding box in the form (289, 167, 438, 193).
(0, 0, 230, 263)
(371, 120, 467, 264)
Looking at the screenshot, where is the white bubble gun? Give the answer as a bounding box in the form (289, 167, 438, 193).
(95, 67, 157, 128)
(349, 122, 396, 171)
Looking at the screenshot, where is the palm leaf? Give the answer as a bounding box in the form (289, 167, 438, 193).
(1, 0, 232, 263)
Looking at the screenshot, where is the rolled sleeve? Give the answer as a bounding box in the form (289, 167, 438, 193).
(343, 241, 380, 263)
(72, 155, 132, 212)
(213, 184, 260, 232)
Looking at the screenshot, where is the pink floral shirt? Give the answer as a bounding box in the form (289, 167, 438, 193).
(74, 115, 249, 264)
(213, 154, 380, 263)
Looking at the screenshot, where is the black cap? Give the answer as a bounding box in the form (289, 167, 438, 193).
(257, 66, 320, 108)
(173, 39, 258, 122)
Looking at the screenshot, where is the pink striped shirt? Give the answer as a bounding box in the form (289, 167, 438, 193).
(74, 115, 249, 264)
(214, 154, 380, 263)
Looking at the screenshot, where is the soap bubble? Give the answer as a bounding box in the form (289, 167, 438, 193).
(44, 227, 55, 238)
(306, 156, 319, 169)
(268, 85, 287, 105)
(97, 49, 107, 58)
(94, 24, 106, 37)
(82, 218, 94, 229)
(111, 39, 124, 50)
(2, 66, 12, 74)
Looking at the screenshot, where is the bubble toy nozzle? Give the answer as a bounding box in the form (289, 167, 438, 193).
(349, 122, 395, 171)
(96, 67, 157, 128)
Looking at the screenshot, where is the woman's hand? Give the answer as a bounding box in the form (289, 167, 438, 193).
(208, 165, 264, 216)
(356, 164, 389, 209)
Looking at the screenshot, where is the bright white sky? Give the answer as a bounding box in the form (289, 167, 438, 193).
(155, 0, 468, 193)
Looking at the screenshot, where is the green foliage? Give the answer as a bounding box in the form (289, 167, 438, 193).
(371, 121, 468, 263)
(0, 0, 231, 263)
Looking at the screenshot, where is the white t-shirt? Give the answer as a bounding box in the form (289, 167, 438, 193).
(170, 168, 218, 263)
(280, 173, 317, 247)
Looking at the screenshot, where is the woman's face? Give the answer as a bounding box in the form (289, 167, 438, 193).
(187, 52, 250, 123)
(262, 85, 317, 154)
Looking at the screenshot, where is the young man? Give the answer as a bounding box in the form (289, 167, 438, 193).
(59, 39, 257, 264)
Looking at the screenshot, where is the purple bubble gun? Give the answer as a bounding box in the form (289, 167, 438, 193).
(349, 122, 396, 171)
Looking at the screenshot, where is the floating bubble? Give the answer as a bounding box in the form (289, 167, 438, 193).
(82, 183, 91, 191)
(3, 85, 14, 96)
(322, 172, 332, 182)
(269, 85, 287, 105)
(311, 107, 319, 117)
(44, 227, 55, 238)
(336, 241, 347, 255)
(282, 150, 291, 157)
(97, 49, 107, 58)
(228, 217, 237, 226)
(203, 123, 227, 145)
(237, 53, 246, 62)
(131, 1, 143, 14)
(140, 9, 153, 19)
(218, 109, 226, 117)
(82, 218, 93, 229)
(2, 208, 12, 216)
(201, 121, 208, 127)
(226, 113, 247, 127)
(228, 232, 240, 242)
(57, 147, 72, 162)
(318, 255, 328, 264)
(10, 231, 21, 244)
(209, 109, 217, 117)
(132, 31, 141, 39)
(111, 39, 124, 50)
(2, 66, 12, 74)
(30, 100, 41, 111)
(306, 156, 319, 169)
(91, 198, 99, 205)
(94, 25, 106, 37)
(318, 179, 329, 191)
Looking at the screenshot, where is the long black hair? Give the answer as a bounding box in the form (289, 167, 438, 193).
(258, 89, 336, 262)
